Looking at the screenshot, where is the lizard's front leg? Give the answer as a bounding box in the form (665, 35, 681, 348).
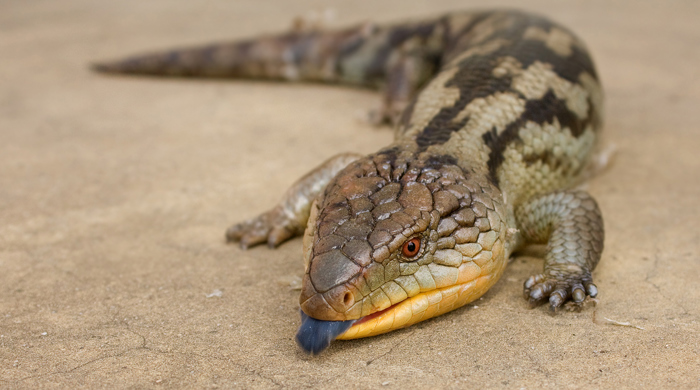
(226, 153, 362, 249)
(515, 191, 605, 310)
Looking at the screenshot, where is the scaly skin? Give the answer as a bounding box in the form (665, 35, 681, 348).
(95, 10, 605, 354)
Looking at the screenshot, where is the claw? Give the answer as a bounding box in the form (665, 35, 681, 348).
(527, 281, 553, 308)
(586, 283, 598, 298)
(225, 225, 245, 242)
(523, 274, 547, 300)
(240, 232, 268, 250)
(572, 287, 586, 303)
(268, 226, 294, 248)
(530, 286, 544, 301)
(524, 275, 537, 289)
(528, 297, 544, 309)
(549, 290, 566, 309)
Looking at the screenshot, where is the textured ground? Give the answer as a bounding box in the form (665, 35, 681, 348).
(1, 0, 699, 388)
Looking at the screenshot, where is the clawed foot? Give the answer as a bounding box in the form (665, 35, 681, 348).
(226, 206, 302, 249)
(523, 271, 598, 311)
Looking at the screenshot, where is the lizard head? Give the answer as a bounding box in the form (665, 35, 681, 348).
(296, 147, 509, 353)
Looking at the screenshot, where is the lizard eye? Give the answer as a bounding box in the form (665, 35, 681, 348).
(401, 237, 421, 258)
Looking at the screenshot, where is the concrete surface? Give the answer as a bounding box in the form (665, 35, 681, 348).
(1, 0, 699, 388)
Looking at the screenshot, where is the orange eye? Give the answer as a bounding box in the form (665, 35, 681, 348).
(402, 237, 421, 258)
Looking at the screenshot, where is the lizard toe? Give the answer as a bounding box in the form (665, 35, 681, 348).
(524, 272, 597, 310)
(227, 206, 301, 249)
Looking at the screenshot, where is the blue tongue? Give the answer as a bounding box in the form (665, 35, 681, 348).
(295, 310, 355, 354)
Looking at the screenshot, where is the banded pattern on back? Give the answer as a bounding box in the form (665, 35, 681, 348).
(395, 11, 602, 207)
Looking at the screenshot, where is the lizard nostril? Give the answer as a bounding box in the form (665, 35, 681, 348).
(343, 292, 353, 306)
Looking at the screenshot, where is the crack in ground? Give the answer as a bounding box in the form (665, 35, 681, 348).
(148, 349, 283, 387)
(645, 254, 690, 315)
(14, 349, 135, 382)
(10, 317, 282, 388)
(13, 317, 149, 383)
(365, 330, 415, 366)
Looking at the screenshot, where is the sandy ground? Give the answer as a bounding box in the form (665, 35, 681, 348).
(1, 0, 699, 388)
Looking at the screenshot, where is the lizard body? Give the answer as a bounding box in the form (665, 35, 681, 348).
(95, 10, 605, 355)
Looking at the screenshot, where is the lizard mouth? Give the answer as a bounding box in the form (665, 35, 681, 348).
(347, 302, 397, 327)
(296, 274, 494, 354)
(338, 276, 493, 340)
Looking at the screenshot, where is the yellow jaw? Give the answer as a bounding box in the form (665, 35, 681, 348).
(337, 273, 498, 340)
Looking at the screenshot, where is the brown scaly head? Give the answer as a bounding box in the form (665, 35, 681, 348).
(296, 147, 511, 352)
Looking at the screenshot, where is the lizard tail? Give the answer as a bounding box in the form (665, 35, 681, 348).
(92, 23, 381, 83)
(92, 16, 448, 92)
